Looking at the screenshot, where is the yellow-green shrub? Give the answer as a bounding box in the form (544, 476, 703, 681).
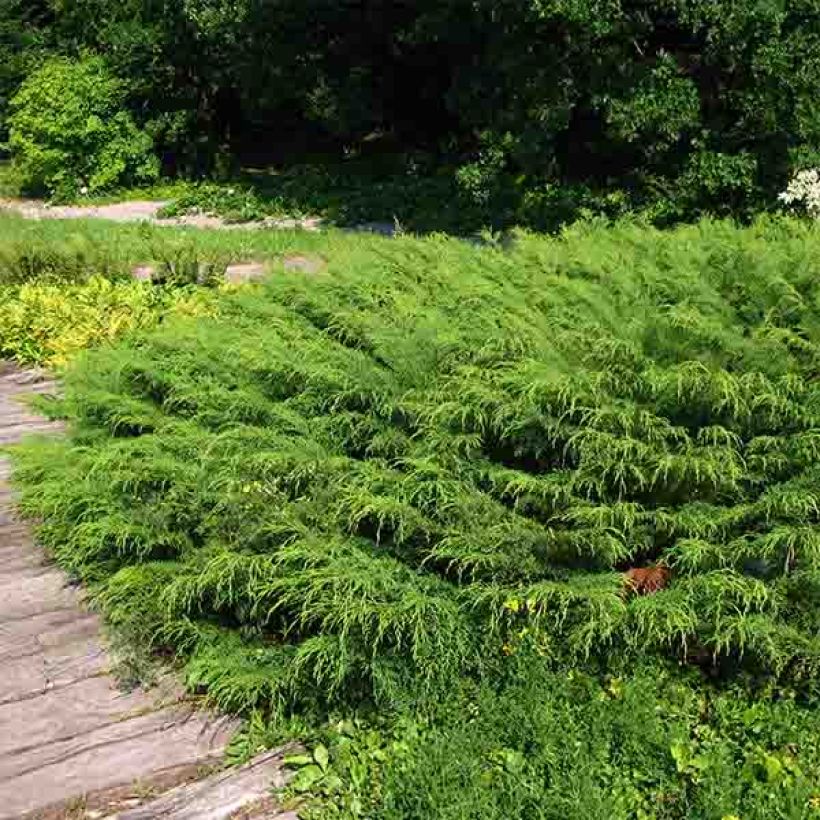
(0, 276, 216, 367)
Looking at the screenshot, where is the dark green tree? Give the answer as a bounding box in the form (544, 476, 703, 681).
(4, 0, 820, 220)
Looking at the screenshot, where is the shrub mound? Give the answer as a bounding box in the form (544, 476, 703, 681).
(8, 57, 158, 199)
(13, 219, 820, 812)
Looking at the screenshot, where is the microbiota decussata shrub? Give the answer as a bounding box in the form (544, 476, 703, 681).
(13, 218, 820, 816)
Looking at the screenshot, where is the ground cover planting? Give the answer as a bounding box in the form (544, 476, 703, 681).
(11, 215, 820, 816)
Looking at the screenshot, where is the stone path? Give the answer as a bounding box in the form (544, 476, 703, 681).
(118, 747, 298, 820)
(0, 366, 291, 819)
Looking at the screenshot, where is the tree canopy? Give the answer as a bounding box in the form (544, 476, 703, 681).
(5, 1, 820, 219)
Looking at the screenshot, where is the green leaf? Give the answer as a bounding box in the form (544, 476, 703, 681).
(763, 753, 784, 783)
(670, 741, 691, 772)
(323, 774, 344, 791)
(284, 754, 313, 768)
(313, 743, 330, 771)
(291, 764, 325, 793)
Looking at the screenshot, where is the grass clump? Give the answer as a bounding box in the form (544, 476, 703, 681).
(13, 215, 820, 814)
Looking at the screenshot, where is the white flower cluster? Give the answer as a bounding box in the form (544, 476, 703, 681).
(779, 168, 820, 218)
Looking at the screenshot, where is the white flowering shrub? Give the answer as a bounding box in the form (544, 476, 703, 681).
(779, 168, 820, 218)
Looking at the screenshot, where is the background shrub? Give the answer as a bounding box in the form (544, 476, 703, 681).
(7, 56, 158, 198)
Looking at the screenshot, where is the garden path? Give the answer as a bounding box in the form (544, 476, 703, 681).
(0, 197, 396, 235)
(0, 366, 290, 819)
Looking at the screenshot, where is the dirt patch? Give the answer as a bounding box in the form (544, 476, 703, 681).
(0, 200, 169, 223)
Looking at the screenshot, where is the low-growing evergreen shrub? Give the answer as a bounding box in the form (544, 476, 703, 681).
(13, 216, 820, 814)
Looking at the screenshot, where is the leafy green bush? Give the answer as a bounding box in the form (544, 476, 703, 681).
(7, 1, 820, 224)
(0, 277, 216, 367)
(7, 57, 158, 199)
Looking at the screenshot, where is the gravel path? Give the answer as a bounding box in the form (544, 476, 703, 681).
(0, 199, 173, 223)
(0, 197, 326, 231)
(0, 197, 400, 235)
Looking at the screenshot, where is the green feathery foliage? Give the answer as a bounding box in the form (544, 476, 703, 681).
(14, 216, 820, 704)
(13, 218, 820, 816)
